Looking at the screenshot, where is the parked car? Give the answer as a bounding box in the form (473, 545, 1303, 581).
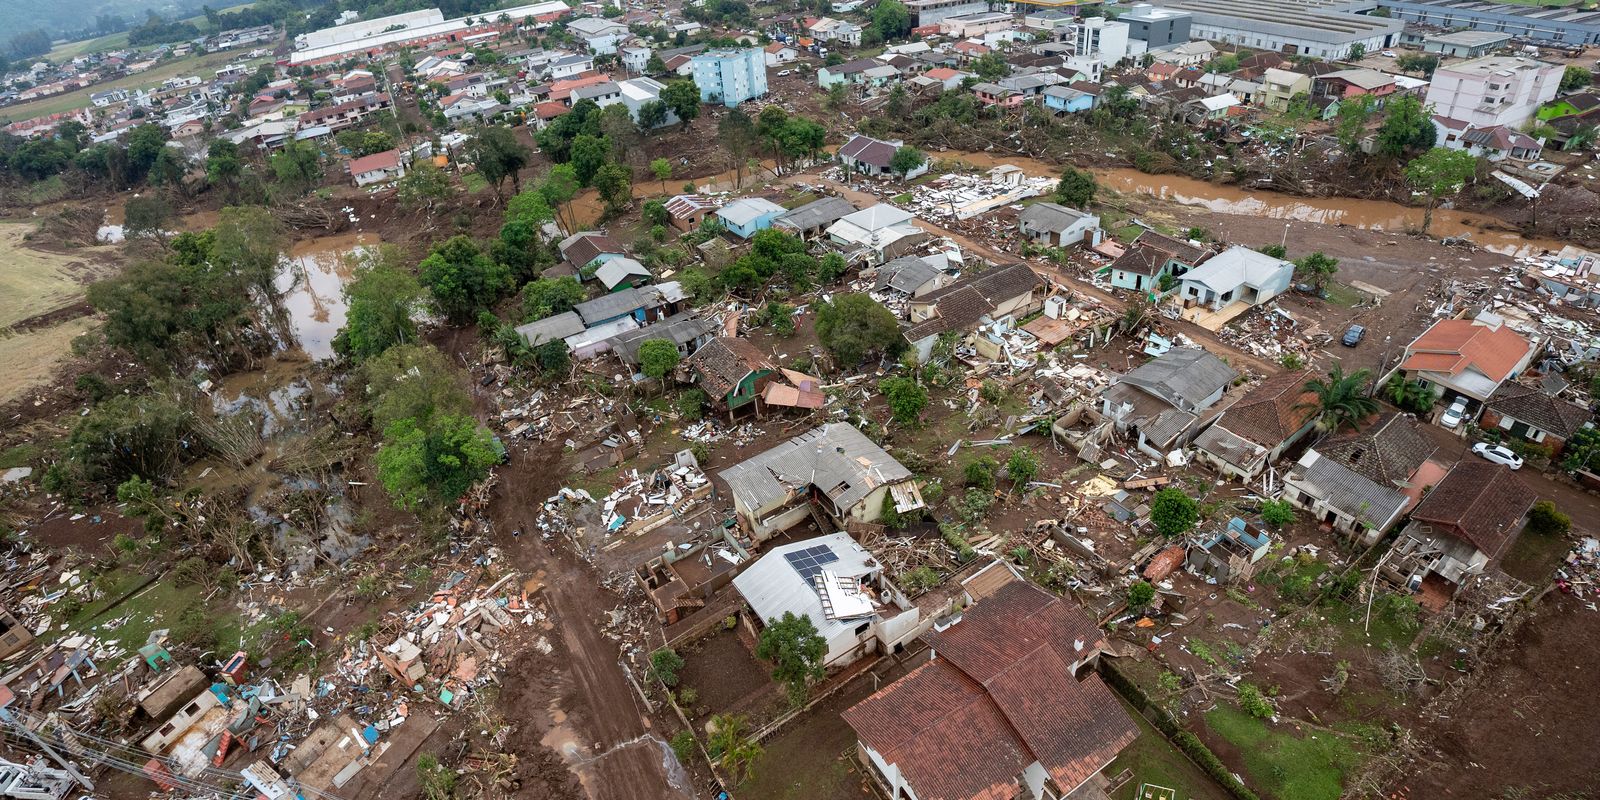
(777, 69, 791, 76)
(1341, 324, 1366, 347)
(1381, 50, 1397, 58)
(1472, 442, 1524, 470)
(1440, 397, 1469, 429)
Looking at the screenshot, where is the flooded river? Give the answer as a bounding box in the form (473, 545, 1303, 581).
(275, 233, 375, 360)
(931, 149, 1562, 257)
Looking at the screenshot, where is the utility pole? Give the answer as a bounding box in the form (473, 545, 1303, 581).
(0, 685, 95, 792)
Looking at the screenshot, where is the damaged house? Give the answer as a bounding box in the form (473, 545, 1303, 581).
(1281, 414, 1442, 544)
(1193, 369, 1319, 481)
(826, 204, 930, 265)
(1100, 347, 1236, 459)
(841, 581, 1138, 800)
(732, 532, 921, 668)
(902, 261, 1045, 361)
(1387, 460, 1536, 605)
(720, 422, 923, 540)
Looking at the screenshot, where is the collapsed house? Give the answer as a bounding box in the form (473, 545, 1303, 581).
(719, 422, 923, 540)
(841, 581, 1137, 800)
(1187, 517, 1272, 584)
(1387, 461, 1536, 605)
(1099, 347, 1236, 460)
(902, 261, 1045, 361)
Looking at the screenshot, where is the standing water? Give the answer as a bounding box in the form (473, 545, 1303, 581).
(274, 234, 375, 360)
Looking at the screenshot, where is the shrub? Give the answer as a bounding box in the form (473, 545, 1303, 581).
(677, 687, 699, 707)
(1525, 500, 1571, 537)
(670, 731, 697, 764)
(899, 566, 940, 594)
(1006, 448, 1040, 488)
(650, 648, 685, 687)
(959, 488, 993, 524)
(1260, 499, 1296, 528)
(964, 456, 998, 491)
(676, 389, 708, 421)
(1128, 581, 1155, 611)
(1237, 683, 1274, 719)
(880, 376, 928, 427)
(940, 523, 976, 562)
(1150, 488, 1199, 537)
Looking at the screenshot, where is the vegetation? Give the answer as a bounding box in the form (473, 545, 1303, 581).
(418, 236, 512, 324)
(1128, 580, 1156, 612)
(707, 713, 763, 783)
(1383, 373, 1437, 414)
(1293, 251, 1339, 292)
(1055, 167, 1097, 208)
(755, 611, 826, 706)
(1006, 448, 1040, 489)
(815, 294, 903, 366)
(1150, 488, 1199, 538)
(1260, 499, 1296, 528)
(376, 413, 500, 512)
(1404, 148, 1478, 234)
(1524, 500, 1571, 537)
(650, 648, 685, 687)
(880, 376, 928, 427)
(1304, 366, 1378, 432)
(639, 339, 682, 382)
(334, 248, 424, 362)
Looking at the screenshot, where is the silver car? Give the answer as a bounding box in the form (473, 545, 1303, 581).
(1440, 398, 1469, 429)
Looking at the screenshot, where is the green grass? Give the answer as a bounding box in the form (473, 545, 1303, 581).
(1205, 705, 1361, 800)
(26, 175, 69, 204)
(1502, 528, 1571, 583)
(782, 191, 818, 209)
(1321, 282, 1365, 309)
(46, 567, 263, 657)
(891, 192, 913, 204)
(461, 171, 491, 194)
(0, 444, 41, 469)
(46, 1, 261, 60)
(1109, 698, 1230, 800)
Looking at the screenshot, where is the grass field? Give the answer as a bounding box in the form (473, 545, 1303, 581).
(0, 222, 116, 328)
(1, 48, 271, 121)
(1204, 706, 1361, 800)
(1108, 698, 1230, 800)
(0, 316, 95, 405)
(44, 1, 260, 61)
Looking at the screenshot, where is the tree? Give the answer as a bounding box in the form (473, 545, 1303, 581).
(1404, 147, 1478, 234)
(880, 376, 927, 427)
(1303, 365, 1378, 432)
(639, 339, 681, 381)
(1006, 448, 1040, 489)
(540, 164, 581, 231)
(707, 714, 763, 783)
(270, 140, 322, 196)
(7, 30, 52, 59)
(718, 109, 759, 185)
(1293, 251, 1340, 291)
(1150, 488, 1198, 537)
(871, 0, 911, 40)
(123, 196, 172, 240)
(649, 648, 684, 686)
(1258, 243, 1287, 259)
(335, 248, 423, 361)
(642, 199, 669, 227)
(818, 252, 848, 285)
(1128, 581, 1155, 612)
(418, 235, 512, 323)
(377, 414, 500, 511)
(1567, 124, 1598, 152)
(205, 138, 242, 192)
(650, 157, 673, 192)
(1375, 96, 1436, 158)
(1346, 43, 1366, 61)
(1395, 53, 1439, 77)
(1561, 65, 1593, 92)
(211, 207, 283, 299)
(364, 344, 472, 431)
(1564, 427, 1600, 474)
(661, 79, 701, 130)
(888, 145, 926, 179)
(815, 294, 902, 366)
(1524, 500, 1571, 537)
(1383, 372, 1436, 414)
(593, 162, 633, 213)
(637, 100, 669, 130)
(522, 276, 586, 321)
(598, 103, 639, 159)
(1260, 499, 1296, 528)
(570, 134, 610, 186)
(965, 456, 998, 491)
(396, 161, 454, 209)
(755, 611, 826, 705)
(52, 393, 190, 492)
(1207, 53, 1239, 73)
(1334, 94, 1376, 151)
(470, 124, 532, 198)
(1054, 166, 1096, 208)
(972, 51, 1009, 82)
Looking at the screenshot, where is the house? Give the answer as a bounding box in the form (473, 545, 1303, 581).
(1425, 55, 1560, 129)
(721, 423, 923, 540)
(1388, 461, 1536, 604)
(972, 82, 1024, 108)
(595, 257, 652, 291)
(773, 196, 857, 240)
(1479, 382, 1593, 455)
(685, 336, 779, 418)
(567, 17, 631, 54)
(516, 311, 588, 348)
(1042, 85, 1095, 114)
(1100, 348, 1237, 458)
(1424, 29, 1512, 59)
(903, 262, 1045, 361)
(940, 11, 1015, 38)
(817, 58, 881, 87)
(731, 532, 921, 668)
(826, 204, 929, 264)
(874, 254, 952, 298)
(838, 134, 927, 179)
(1188, 517, 1273, 584)
(1260, 68, 1312, 112)
(547, 53, 595, 80)
(1444, 123, 1543, 163)
(1398, 313, 1539, 407)
(1314, 69, 1397, 102)
(572, 281, 683, 326)
(842, 581, 1137, 800)
(1018, 202, 1101, 248)
(1177, 246, 1295, 313)
(558, 231, 628, 273)
(609, 312, 719, 366)
(665, 194, 718, 231)
(1281, 414, 1440, 544)
(1107, 230, 1212, 293)
(617, 77, 679, 127)
(715, 197, 788, 238)
(349, 149, 406, 187)
(1184, 92, 1241, 122)
(691, 48, 769, 107)
(297, 92, 393, 132)
(1193, 369, 1319, 481)
(765, 42, 798, 66)
(620, 45, 652, 73)
(1151, 39, 1215, 67)
(922, 66, 971, 91)
(571, 81, 623, 106)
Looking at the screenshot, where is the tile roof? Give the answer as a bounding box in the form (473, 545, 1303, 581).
(917, 262, 1041, 307)
(839, 134, 899, 168)
(1107, 243, 1171, 278)
(1133, 229, 1210, 265)
(1217, 369, 1318, 447)
(559, 232, 626, 269)
(348, 149, 400, 174)
(843, 582, 1135, 800)
(1318, 413, 1436, 487)
(906, 262, 1042, 341)
(1400, 318, 1533, 383)
(1410, 461, 1536, 561)
(685, 337, 776, 397)
(1485, 382, 1593, 439)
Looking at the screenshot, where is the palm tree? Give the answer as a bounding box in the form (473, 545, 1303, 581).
(1383, 372, 1436, 414)
(1303, 366, 1378, 432)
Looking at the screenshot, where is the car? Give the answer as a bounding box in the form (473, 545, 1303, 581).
(1440, 397, 1469, 429)
(1341, 324, 1366, 347)
(1381, 50, 1397, 58)
(1472, 442, 1524, 470)
(777, 69, 791, 76)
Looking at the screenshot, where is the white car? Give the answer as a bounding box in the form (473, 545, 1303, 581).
(1472, 442, 1524, 470)
(777, 69, 791, 76)
(1440, 398, 1469, 429)
(1381, 50, 1397, 58)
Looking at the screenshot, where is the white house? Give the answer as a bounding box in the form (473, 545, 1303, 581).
(1424, 55, 1560, 129)
(568, 17, 632, 55)
(1177, 246, 1294, 312)
(349, 149, 407, 187)
(764, 42, 798, 66)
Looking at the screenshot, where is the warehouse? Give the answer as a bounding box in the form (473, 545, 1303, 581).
(1378, 0, 1600, 46)
(1148, 0, 1403, 59)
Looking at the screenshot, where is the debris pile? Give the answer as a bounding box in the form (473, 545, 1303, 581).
(1557, 537, 1600, 610)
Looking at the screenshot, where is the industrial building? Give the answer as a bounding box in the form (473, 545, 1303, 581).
(287, 2, 571, 65)
(1377, 0, 1600, 45)
(1423, 29, 1513, 58)
(1120, 5, 1192, 49)
(1147, 0, 1403, 59)
(903, 0, 993, 27)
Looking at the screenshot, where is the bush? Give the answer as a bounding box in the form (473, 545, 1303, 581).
(670, 730, 697, 764)
(899, 566, 940, 594)
(677, 687, 699, 706)
(1237, 683, 1274, 719)
(1150, 488, 1199, 537)
(650, 647, 685, 687)
(1260, 499, 1296, 528)
(172, 557, 210, 588)
(1006, 448, 1040, 488)
(1524, 500, 1570, 537)
(959, 488, 993, 524)
(964, 456, 998, 491)
(940, 523, 976, 562)
(880, 376, 927, 427)
(1128, 580, 1155, 611)
(676, 389, 707, 421)
(169, 603, 218, 652)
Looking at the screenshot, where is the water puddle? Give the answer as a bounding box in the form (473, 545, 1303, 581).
(274, 234, 375, 360)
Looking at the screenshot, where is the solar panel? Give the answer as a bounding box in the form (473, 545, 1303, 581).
(784, 545, 840, 582)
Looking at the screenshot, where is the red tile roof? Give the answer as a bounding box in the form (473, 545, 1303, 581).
(348, 149, 400, 175)
(1410, 460, 1536, 561)
(925, 67, 962, 80)
(1219, 369, 1318, 447)
(1401, 319, 1532, 383)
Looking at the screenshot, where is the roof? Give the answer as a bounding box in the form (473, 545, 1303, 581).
(1319, 68, 1394, 90)
(775, 196, 857, 232)
(1461, 124, 1540, 152)
(609, 312, 717, 364)
(1179, 246, 1292, 294)
(1486, 382, 1593, 438)
(567, 16, 629, 36)
(1318, 413, 1436, 487)
(559, 231, 626, 269)
(515, 311, 586, 347)
(1019, 202, 1094, 235)
(573, 283, 672, 325)
(835, 203, 914, 232)
(665, 194, 717, 217)
(842, 582, 1135, 800)
(876, 255, 943, 295)
(1117, 348, 1237, 412)
(839, 134, 899, 168)
(1410, 461, 1536, 561)
(1108, 243, 1172, 278)
(595, 257, 651, 290)
(1400, 318, 1533, 384)
(1133, 229, 1209, 265)
(1216, 369, 1318, 447)
(731, 531, 883, 645)
(720, 422, 914, 514)
(685, 336, 776, 396)
(827, 57, 881, 76)
(349, 149, 400, 174)
(907, 263, 1042, 341)
(715, 197, 787, 227)
(1295, 450, 1412, 526)
(1197, 93, 1241, 112)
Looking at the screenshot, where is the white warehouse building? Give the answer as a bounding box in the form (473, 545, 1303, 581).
(1148, 0, 1404, 59)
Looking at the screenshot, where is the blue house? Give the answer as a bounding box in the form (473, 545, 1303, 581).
(691, 48, 768, 108)
(715, 198, 787, 239)
(1107, 230, 1213, 293)
(1042, 85, 1094, 114)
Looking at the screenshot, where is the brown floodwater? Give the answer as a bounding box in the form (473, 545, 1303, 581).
(930, 149, 1563, 257)
(275, 233, 376, 360)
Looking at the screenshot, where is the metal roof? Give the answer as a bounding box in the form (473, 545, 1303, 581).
(732, 532, 881, 643)
(720, 422, 913, 515)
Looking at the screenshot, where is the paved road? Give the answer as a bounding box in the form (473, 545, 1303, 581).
(1419, 421, 1600, 533)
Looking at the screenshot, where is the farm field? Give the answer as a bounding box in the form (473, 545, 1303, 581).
(1, 49, 271, 120)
